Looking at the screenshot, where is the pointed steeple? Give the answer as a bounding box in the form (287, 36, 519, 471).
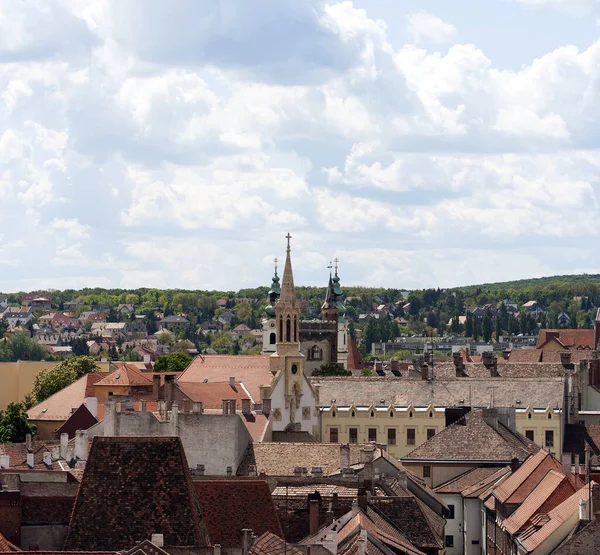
(279, 233, 296, 306)
(322, 274, 336, 311)
(265, 258, 280, 318)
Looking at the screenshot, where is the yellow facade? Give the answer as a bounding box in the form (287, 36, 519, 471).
(94, 384, 130, 404)
(0, 361, 61, 409)
(321, 405, 562, 460)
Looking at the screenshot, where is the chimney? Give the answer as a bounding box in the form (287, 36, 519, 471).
(309, 499, 320, 536)
(453, 351, 463, 370)
(104, 399, 117, 436)
(66, 446, 74, 463)
(171, 402, 179, 434)
(85, 397, 98, 418)
(213, 545, 222, 555)
(420, 362, 429, 381)
(294, 466, 303, 477)
(483, 408, 498, 431)
(229, 399, 237, 414)
(561, 352, 572, 367)
(425, 352, 433, 365)
(43, 451, 52, 466)
(510, 457, 520, 472)
(0, 455, 9, 469)
(579, 498, 588, 521)
(561, 453, 571, 477)
(340, 444, 350, 469)
(242, 399, 251, 415)
(242, 529, 253, 555)
(229, 376, 235, 387)
(390, 360, 400, 376)
(27, 453, 34, 469)
(357, 529, 367, 555)
(357, 488, 368, 511)
(144, 354, 151, 365)
(196, 464, 205, 476)
(592, 483, 600, 520)
(482, 351, 493, 367)
(312, 467, 323, 478)
(262, 398, 271, 415)
(165, 375, 175, 403)
(25, 433, 32, 451)
(51, 446, 60, 461)
(180, 399, 188, 413)
(192, 401, 203, 413)
(222, 400, 229, 415)
(153, 374, 161, 400)
(490, 355, 500, 377)
(151, 534, 164, 548)
(60, 433, 69, 459)
(75, 430, 89, 460)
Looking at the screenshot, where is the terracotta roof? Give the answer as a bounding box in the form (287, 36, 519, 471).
(429, 361, 566, 380)
(461, 467, 511, 498)
(541, 350, 594, 363)
(236, 443, 368, 476)
(508, 350, 543, 363)
(313, 376, 564, 408)
(64, 436, 209, 551)
(272, 431, 319, 443)
(503, 470, 575, 535)
(94, 365, 152, 387)
(536, 329, 595, 350)
(27, 373, 105, 422)
(403, 409, 539, 463)
(347, 336, 364, 371)
(493, 450, 563, 505)
(552, 518, 600, 555)
(176, 381, 250, 408)
(240, 413, 270, 442)
(54, 404, 98, 439)
(247, 531, 302, 555)
(193, 480, 282, 548)
(434, 466, 504, 494)
(0, 530, 19, 552)
(516, 483, 594, 552)
(178, 355, 272, 402)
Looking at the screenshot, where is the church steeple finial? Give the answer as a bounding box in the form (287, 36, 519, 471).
(279, 233, 296, 306)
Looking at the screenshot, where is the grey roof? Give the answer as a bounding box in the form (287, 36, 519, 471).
(312, 376, 564, 409)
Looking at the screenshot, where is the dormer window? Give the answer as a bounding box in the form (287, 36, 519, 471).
(528, 413, 532, 419)
(409, 411, 413, 418)
(371, 410, 375, 418)
(429, 411, 433, 418)
(351, 411, 355, 418)
(548, 412, 552, 420)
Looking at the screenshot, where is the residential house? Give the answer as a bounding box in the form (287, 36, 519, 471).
(551, 518, 600, 555)
(117, 303, 135, 317)
(91, 303, 111, 312)
(81, 311, 107, 323)
(0, 297, 8, 309)
(536, 329, 596, 350)
(1, 307, 33, 327)
(200, 320, 224, 333)
(30, 297, 51, 310)
(524, 300, 547, 317)
(230, 323, 251, 340)
(218, 310, 234, 326)
(216, 297, 229, 308)
(158, 315, 190, 331)
(401, 408, 539, 488)
(93, 364, 154, 404)
(557, 312, 571, 327)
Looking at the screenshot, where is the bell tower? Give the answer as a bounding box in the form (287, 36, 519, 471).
(270, 233, 305, 423)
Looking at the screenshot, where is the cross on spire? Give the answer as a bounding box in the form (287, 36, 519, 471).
(334, 257, 339, 271)
(285, 233, 292, 252)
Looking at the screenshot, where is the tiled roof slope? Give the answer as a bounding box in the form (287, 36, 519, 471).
(429, 362, 566, 380)
(516, 484, 593, 552)
(536, 329, 595, 349)
(0, 441, 63, 471)
(247, 531, 302, 555)
(503, 470, 575, 535)
(403, 409, 539, 462)
(508, 350, 542, 363)
(551, 519, 600, 555)
(178, 355, 272, 402)
(461, 467, 511, 498)
(64, 437, 209, 551)
(177, 381, 251, 408)
(193, 481, 282, 547)
(94, 365, 152, 387)
(493, 450, 562, 504)
(0, 530, 19, 552)
(27, 373, 105, 421)
(313, 377, 563, 408)
(236, 443, 367, 476)
(434, 467, 503, 494)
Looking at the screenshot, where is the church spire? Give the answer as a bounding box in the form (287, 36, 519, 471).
(279, 232, 296, 306)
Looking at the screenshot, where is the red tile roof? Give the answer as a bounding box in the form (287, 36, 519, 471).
(94, 365, 153, 387)
(178, 355, 272, 402)
(536, 329, 595, 350)
(193, 480, 283, 548)
(177, 382, 250, 409)
(247, 531, 302, 555)
(347, 336, 364, 371)
(0, 530, 19, 552)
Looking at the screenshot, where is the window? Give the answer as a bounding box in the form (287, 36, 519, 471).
(286, 316, 291, 342)
(291, 364, 298, 374)
(528, 412, 532, 419)
(447, 504, 455, 519)
(330, 428, 339, 443)
(548, 412, 552, 420)
(309, 345, 323, 361)
(545, 430, 554, 448)
(269, 332, 276, 344)
(409, 411, 413, 418)
(351, 411, 355, 418)
(368, 428, 377, 442)
(423, 466, 431, 478)
(389, 412, 394, 418)
(407, 428, 416, 445)
(388, 428, 396, 445)
(525, 430, 534, 441)
(349, 428, 358, 443)
(427, 428, 436, 440)
(445, 536, 454, 548)
(429, 411, 433, 418)
(371, 411, 375, 418)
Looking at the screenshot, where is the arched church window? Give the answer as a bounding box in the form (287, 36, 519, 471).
(294, 317, 297, 342)
(279, 317, 283, 343)
(311, 345, 322, 361)
(286, 316, 291, 342)
(269, 332, 276, 344)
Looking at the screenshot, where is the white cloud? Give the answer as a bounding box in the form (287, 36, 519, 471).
(50, 217, 90, 239)
(406, 11, 457, 45)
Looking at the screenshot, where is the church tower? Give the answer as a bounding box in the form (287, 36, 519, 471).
(269, 234, 305, 422)
(261, 258, 280, 354)
(331, 258, 349, 365)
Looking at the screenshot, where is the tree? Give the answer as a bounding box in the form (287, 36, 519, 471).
(0, 402, 36, 443)
(64, 356, 100, 378)
(312, 363, 352, 377)
(235, 301, 252, 323)
(32, 364, 78, 404)
(153, 352, 192, 372)
(211, 332, 233, 354)
(4, 333, 47, 361)
(482, 312, 493, 342)
(465, 312, 474, 338)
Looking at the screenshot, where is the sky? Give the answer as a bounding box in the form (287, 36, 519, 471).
(1, 0, 600, 293)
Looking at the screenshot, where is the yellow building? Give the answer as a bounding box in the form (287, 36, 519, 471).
(321, 404, 562, 460)
(0, 361, 61, 409)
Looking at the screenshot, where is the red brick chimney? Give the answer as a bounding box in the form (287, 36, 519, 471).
(309, 499, 320, 536)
